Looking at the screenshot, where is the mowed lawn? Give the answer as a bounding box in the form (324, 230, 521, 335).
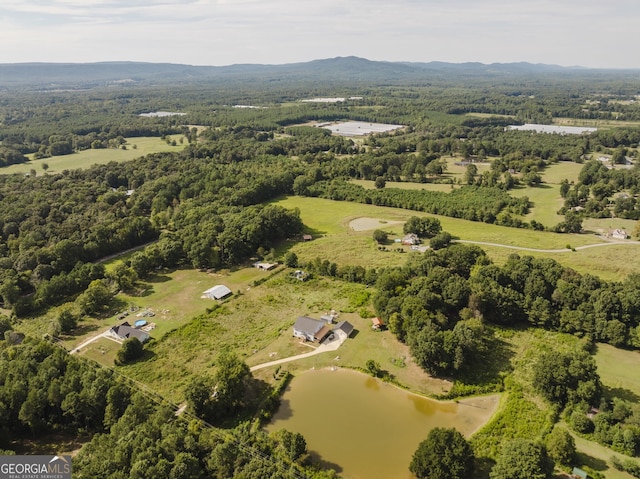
(595, 343, 640, 399)
(352, 161, 585, 229)
(510, 161, 584, 228)
(0, 136, 186, 176)
(570, 431, 636, 479)
(350, 179, 457, 193)
(272, 196, 640, 280)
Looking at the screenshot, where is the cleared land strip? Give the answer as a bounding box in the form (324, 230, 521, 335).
(454, 239, 640, 253)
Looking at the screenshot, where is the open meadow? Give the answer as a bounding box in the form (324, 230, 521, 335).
(595, 343, 640, 399)
(0, 136, 186, 176)
(271, 195, 640, 280)
(110, 272, 452, 402)
(353, 160, 586, 229)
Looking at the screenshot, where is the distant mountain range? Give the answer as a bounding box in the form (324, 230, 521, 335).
(0, 56, 637, 89)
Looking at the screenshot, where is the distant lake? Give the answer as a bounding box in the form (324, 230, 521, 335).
(266, 368, 499, 479)
(138, 111, 186, 117)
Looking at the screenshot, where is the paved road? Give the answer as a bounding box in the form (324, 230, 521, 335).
(250, 336, 345, 372)
(454, 238, 640, 253)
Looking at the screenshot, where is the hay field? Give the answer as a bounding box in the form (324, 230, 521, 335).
(0, 136, 186, 176)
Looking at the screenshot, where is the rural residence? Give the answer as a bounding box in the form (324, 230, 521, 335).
(202, 285, 232, 300)
(610, 229, 628, 240)
(108, 322, 150, 343)
(293, 316, 333, 342)
(401, 233, 420, 245)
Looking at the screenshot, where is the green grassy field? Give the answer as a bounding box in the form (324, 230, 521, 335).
(509, 161, 583, 227)
(0, 136, 186, 176)
(595, 343, 640, 399)
(351, 178, 457, 192)
(350, 160, 594, 230)
(71, 266, 270, 347)
(511, 184, 565, 227)
(571, 431, 636, 479)
(273, 196, 605, 248)
(270, 195, 640, 280)
(110, 273, 452, 402)
(541, 161, 584, 184)
(554, 117, 640, 129)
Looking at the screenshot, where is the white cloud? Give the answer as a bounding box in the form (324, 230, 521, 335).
(0, 0, 638, 67)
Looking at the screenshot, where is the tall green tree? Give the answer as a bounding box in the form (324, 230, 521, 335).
(545, 427, 576, 466)
(409, 427, 474, 479)
(490, 439, 553, 479)
(532, 349, 602, 408)
(115, 337, 144, 365)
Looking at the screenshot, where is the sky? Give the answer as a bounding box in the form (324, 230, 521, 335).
(0, 0, 638, 68)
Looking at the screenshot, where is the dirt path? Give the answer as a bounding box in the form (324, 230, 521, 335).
(250, 336, 345, 372)
(348, 217, 640, 253)
(454, 238, 640, 253)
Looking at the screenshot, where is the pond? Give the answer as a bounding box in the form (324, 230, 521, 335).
(266, 368, 499, 479)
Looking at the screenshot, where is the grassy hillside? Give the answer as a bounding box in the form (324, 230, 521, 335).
(271, 196, 640, 280)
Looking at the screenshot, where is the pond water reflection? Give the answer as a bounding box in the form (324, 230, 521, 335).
(266, 368, 499, 479)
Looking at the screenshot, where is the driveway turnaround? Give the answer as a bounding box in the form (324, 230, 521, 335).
(250, 336, 345, 371)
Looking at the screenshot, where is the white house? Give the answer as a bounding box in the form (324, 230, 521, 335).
(611, 229, 628, 240)
(253, 262, 277, 271)
(401, 233, 420, 245)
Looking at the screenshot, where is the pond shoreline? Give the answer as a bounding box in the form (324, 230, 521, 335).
(267, 367, 501, 479)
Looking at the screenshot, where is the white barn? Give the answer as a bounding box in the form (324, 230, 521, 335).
(202, 285, 232, 300)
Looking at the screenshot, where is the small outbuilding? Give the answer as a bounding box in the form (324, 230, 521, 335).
(202, 285, 232, 300)
(253, 262, 278, 271)
(333, 321, 354, 341)
(371, 317, 384, 330)
(302, 234, 313, 241)
(321, 314, 335, 324)
(571, 467, 588, 479)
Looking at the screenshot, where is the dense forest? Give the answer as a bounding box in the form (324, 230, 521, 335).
(0, 339, 335, 478)
(1, 60, 640, 478)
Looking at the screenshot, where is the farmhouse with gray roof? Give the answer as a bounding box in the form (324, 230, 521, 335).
(108, 322, 150, 343)
(293, 316, 332, 342)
